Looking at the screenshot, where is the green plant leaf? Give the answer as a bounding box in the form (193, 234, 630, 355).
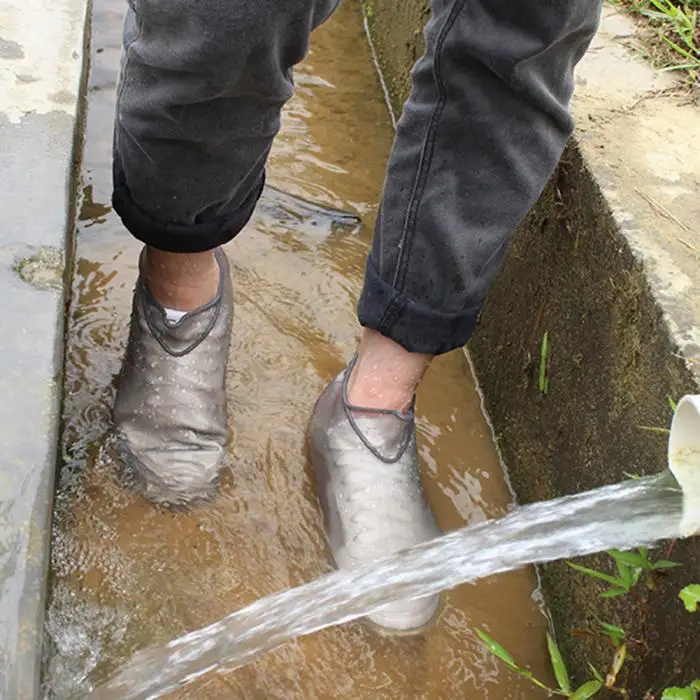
(511, 667, 552, 692)
(611, 644, 627, 677)
(608, 548, 650, 570)
(611, 554, 635, 587)
(617, 563, 631, 586)
(679, 584, 700, 613)
(599, 621, 626, 647)
(476, 629, 516, 667)
(539, 332, 549, 394)
(567, 562, 624, 587)
(692, 680, 700, 691)
(587, 663, 604, 683)
(610, 554, 641, 589)
(599, 588, 628, 598)
(570, 680, 603, 699)
(661, 687, 696, 700)
(546, 633, 570, 693)
(653, 559, 682, 569)
(476, 629, 557, 693)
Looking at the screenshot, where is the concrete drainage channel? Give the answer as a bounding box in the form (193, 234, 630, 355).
(0, 0, 89, 696)
(1, 0, 699, 697)
(363, 0, 700, 691)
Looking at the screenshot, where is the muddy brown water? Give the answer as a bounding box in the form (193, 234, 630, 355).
(43, 0, 554, 697)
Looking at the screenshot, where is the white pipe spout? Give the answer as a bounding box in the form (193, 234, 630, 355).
(669, 395, 700, 537)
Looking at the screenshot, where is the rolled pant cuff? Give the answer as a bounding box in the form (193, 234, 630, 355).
(357, 256, 481, 356)
(112, 173, 266, 253)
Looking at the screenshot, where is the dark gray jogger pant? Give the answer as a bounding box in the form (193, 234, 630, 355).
(113, 0, 603, 355)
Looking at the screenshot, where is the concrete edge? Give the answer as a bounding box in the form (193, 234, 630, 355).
(0, 0, 90, 696)
(362, 0, 700, 692)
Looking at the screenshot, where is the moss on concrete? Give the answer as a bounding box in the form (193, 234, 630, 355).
(13, 246, 64, 291)
(471, 144, 700, 690)
(364, 0, 700, 692)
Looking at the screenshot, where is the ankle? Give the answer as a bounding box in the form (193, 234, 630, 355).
(144, 247, 220, 311)
(346, 329, 432, 412)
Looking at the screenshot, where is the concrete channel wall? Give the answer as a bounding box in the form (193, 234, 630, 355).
(0, 0, 89, 696)
(363, 0, 700, 693)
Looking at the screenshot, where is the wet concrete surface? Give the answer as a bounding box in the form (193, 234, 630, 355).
(1, 0, 89, 689)
(0, 240, 64, 700)
(43, 0, 554, 697)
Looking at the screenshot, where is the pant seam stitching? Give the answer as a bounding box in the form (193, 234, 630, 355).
(378, 295, 405, 333)
(390, 0, 466, 292)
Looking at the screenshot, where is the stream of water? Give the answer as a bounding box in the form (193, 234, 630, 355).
(88, 472, 683, 699)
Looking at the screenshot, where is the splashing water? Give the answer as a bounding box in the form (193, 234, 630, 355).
(88, 471, 685, 699)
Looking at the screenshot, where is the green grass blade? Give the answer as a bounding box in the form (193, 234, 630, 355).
(567, 562, 624, 586)
(539, 332, 549, 394)
(599, 588, 628, 598)
(652, 559, 682, 569)
(661, 34, 698, 60)
(546, 633, 571, 693)
(571, 680, 603, 699)
(475, 629, 516, 667)
(587, 663, 604, 683)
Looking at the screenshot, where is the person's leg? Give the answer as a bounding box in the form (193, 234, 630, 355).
(310, 0, 603, 632)
(353, 0, 605, 399)
(112, 0, 340, 505)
